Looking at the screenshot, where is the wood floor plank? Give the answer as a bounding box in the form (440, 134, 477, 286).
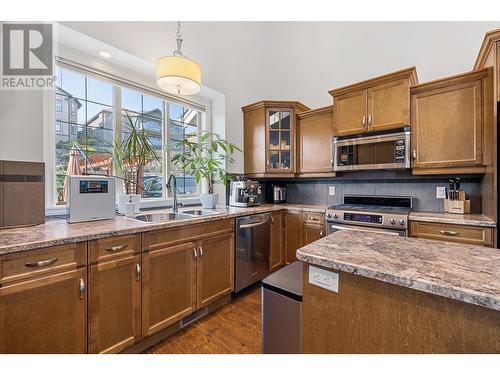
(145, 286, 261, 354)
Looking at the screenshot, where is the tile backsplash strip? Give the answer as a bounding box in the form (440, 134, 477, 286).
(256, 171, 483, 213)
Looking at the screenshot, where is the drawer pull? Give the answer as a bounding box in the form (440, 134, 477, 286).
(308, 217, 320, 221)
(79, 278, 85, 300)
(105, 244, 128, 252)
(25, 257, 58, 268)
(440, 230, 459, 236)
(136, 264, 141, 281)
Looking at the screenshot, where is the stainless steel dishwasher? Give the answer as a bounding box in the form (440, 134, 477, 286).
(235, 213, 271, 292)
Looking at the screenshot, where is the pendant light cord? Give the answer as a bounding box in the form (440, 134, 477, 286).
(174, 21, 183, 56)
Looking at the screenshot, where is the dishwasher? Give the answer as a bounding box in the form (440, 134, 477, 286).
(235, 213, 271, 292)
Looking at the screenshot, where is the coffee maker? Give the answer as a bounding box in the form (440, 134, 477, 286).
(272, 185, 286, 204)
(229, 179, 262, 207)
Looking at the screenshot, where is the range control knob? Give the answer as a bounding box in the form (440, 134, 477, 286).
(333, 214, 338, 219)
(399, 219, 406, 226)
(326, 213, 332, 219)
(389, 218, 396, 225)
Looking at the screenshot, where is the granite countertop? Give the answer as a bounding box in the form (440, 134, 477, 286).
(296, 230, 500, 311)
(0, 204, 326, 256)
(409, 211, 496, 228)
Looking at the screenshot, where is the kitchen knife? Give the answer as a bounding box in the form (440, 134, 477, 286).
(455, 177, 461, 201)
(449, 179, 455, 200)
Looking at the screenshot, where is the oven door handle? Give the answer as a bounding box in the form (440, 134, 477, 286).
(329, 224, 401, 236)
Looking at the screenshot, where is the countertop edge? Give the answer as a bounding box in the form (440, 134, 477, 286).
(409, 213, 496, 228)
(296, 251, 499, 312)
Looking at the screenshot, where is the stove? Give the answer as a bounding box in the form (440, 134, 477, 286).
(325, 195, 413, 236)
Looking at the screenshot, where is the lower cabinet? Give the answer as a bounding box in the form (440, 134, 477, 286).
(285, 210, 303, 264)
(0, 268, 87, 353)
(88, 254, 142, 354)
(270, 211, 285, 271)
(142, 241, 198, 337)
(303, 224, 324, 245)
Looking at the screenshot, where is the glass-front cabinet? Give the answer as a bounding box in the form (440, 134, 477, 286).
(267, 109, 293, 172)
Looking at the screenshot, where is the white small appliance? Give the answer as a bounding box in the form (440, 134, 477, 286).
(67, 175, 116, 223)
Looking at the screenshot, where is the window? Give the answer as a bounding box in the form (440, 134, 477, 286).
(53, 65, 204, 206)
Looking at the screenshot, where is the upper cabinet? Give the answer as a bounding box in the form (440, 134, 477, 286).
(329, 67, 418, 137)
(474, 28, 500, 101)
(411, 69, 493, 175)
(297, 106, 335, 176)
(242, 101, 309, 177)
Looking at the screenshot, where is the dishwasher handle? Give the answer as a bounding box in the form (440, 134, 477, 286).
(239, 218, 269, 229)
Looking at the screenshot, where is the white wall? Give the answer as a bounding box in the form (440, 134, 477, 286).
(2, 21, 500, 171)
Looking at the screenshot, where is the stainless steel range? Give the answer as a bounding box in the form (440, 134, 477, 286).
(325, 195, 413, 237)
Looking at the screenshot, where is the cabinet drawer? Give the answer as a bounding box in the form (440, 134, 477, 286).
(303, 212, 325, 226)
(143, 219, 233, 251)
(89, 234, 141, 263)
(410, 221, 494, 247)
(0, 242, 87, 285)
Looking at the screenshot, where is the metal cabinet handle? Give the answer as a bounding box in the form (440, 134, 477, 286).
(199, 247, 204, 258)
(271, 216, 275, 225)
(308, 217, 320, 221)
(412, 150, 417, 161)
(136, 264, 141, 281)
(362, 115, 366, 126)
(79, 278, 85, 300)
(368, 115, 372, 126)
(330, 158, 334, 167)
(193, 248, 198, 259)
(105, 244, 127, 252)
(320, 231, 324, 237)
(440, 230, 459, 236)
(25, 257, 58, 268)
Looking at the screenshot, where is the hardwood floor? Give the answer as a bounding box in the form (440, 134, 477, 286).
(145, 285, 262, 354)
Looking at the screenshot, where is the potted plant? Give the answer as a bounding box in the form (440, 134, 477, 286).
(168, 131, 241, 209)
(112, 111, 161, 213)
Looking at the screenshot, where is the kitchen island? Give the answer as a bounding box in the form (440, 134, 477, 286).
(296, 231, 500, 353)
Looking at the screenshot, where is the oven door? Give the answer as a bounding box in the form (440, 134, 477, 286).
(333, 129, 410, 171)
(326, 222, 407, 237)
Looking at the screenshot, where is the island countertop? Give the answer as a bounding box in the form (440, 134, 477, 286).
(296, 230, 500, 311)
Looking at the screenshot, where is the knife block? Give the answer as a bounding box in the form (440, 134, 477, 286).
(444, 197, 470, 214)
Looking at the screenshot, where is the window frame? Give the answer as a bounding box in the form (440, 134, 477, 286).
(44, 61, 209, 213)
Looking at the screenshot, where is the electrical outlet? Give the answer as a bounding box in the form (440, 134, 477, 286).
(308, 265, 339, 293)
(328, 186, 336, 196)
(436, 186, 446, 199)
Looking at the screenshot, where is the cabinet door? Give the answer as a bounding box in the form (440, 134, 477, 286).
(367, 78, 410, 132)
(285, 211, 303, 264)
(266, 109, 295, 173)
(244, 107, 266, 174)
(298, 110, 334, 174)
(142, 242, 197, 337)
(270, 211, 285, 271)
(333, 90, 367, 136)
(411, 80, 483, 170)
(0, 269, 87, 353)
(197, 233, 233, 309)
(303, 224, 325, 246)
(88, 255, 141, 354)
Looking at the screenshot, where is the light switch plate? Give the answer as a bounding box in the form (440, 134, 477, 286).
(436, 186, 446, 199)
(328, 186, 336, 196)
(309, 265, 339, 293)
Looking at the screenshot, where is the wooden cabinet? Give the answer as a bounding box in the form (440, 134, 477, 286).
(297, 106, 335, 176)
(410, 221, 494, 247)
(142, 220, 233, 337)
(329, 68, 418, 137)
(475, 28, 500, 101)
(88, 234, 142, 354)
(242, 101, 309, 177)
(302, 212, 325, 246)
(197, 233, 233, 308)
(285, 210, 303, 264)
(269, 211, 285, 271)
(411, 69, 492, 174)
(0, 243, 87, 354)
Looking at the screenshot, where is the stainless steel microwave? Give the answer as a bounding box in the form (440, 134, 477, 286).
(333, 127, 411, 171)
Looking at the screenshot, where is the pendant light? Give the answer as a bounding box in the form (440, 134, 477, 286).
(156, 21, 201, 95)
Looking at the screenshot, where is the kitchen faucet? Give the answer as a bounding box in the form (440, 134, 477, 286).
(167, 174, 182, 213)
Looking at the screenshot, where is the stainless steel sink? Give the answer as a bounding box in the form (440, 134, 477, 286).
(182, 209, 220, 216)
(132, 212, 193, 223)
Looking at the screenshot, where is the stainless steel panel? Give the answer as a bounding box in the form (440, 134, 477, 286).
(262, 288, 302, 354)
(326, 222, 407, 237)
(235, 214, 270, 292)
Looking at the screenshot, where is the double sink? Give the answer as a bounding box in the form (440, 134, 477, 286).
(132, 209, 221, 223)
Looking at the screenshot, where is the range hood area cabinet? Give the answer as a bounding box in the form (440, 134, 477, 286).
(242, 101, 309, 177)
(297, 106, 335, 177)
(329, 67, 418, 137)
(475, 28, 500, 101)
(411, 68, 494, 175)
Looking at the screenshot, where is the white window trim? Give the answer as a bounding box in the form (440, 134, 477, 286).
(44, 60, 213, 216)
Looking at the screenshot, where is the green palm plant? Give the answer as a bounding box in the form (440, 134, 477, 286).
(168, 130, 241, 194)
(112, 111, 161, 194)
